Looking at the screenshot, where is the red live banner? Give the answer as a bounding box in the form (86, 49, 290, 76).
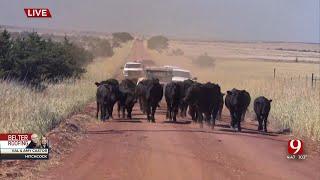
(24, 8, 52, 18)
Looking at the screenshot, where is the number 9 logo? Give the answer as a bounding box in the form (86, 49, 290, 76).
(288, 140, 304, 155)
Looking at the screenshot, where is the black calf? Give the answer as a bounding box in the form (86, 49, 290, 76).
(254, 96, 272, 132)
(165, 82, 181, 122)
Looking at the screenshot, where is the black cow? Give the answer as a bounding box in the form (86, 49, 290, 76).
(188, 105, 198, 122)
(104, 79, 120, 119)
(136, 78, 163, 122)
(177, 79, 194, 117)
(254, 96, 272, 132)
(95, 83, 109, 120)
(135, 80, 148, 114)
(185, 83, 202, 122)
(165, 82, 181, 122)
(95, 79, 120, 119)
(240, 90, 251, 122)
(225, 88, 251, 131)
(100, 79, 119, 87)
(216, 93, 225, 121)
(184, 82, 222, 128)
(118, 79, 137, 119)
(184, 82, 201, 122)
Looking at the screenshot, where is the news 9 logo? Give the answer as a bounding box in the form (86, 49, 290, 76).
(288, 139, 303, 155)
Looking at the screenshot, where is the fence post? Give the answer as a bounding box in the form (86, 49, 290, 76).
(274, 68, 276, 79)
(311, 73, 314, 88)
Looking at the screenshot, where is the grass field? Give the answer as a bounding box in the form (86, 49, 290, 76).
(148, 41, 320, 141)
(0, 42, 132, 135)
(169, 40, 320, 63)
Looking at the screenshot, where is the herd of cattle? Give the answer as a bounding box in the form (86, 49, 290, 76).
(95, 78, 272, 132)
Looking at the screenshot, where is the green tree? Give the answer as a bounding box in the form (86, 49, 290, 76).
(0, 29, 12, 59)
(0, 29, 13, 77)
(0, 30, 93, 87)
(112, 32, 133, 44)
(147, 36, 169, 51)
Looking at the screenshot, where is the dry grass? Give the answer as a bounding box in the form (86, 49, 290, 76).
(169, 40, 320, 63)
(148, 43, 320, 141)
(0, 42, 132, 135)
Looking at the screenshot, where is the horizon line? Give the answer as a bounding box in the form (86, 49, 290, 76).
(1, 24, 319, 45)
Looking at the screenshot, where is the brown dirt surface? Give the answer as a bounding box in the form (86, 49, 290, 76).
(2, 40, 320, 180)
(40, 103, 320, 180)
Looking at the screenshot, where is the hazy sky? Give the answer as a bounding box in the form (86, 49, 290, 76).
(0, 0, 319, 43)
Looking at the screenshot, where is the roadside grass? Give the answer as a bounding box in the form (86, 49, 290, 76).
(148, 47, 320, 141)
(0, 42, 132, 135)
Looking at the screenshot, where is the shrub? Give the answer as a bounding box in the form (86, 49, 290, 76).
(192, 53, 215, 67)
(171, 48, 184, 56)
(65, 36, 114, 58)
(112, 32, 133, 44)
(0, 30, 93, 86)
(112, 40, 121, 48)
(89, 38, 114, 58)
(147, 35, 169, 51)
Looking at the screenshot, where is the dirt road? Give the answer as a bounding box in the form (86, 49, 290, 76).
(41, 41, 320, 180)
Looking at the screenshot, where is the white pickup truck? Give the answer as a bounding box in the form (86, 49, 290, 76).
(123, 62, 144, 81)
